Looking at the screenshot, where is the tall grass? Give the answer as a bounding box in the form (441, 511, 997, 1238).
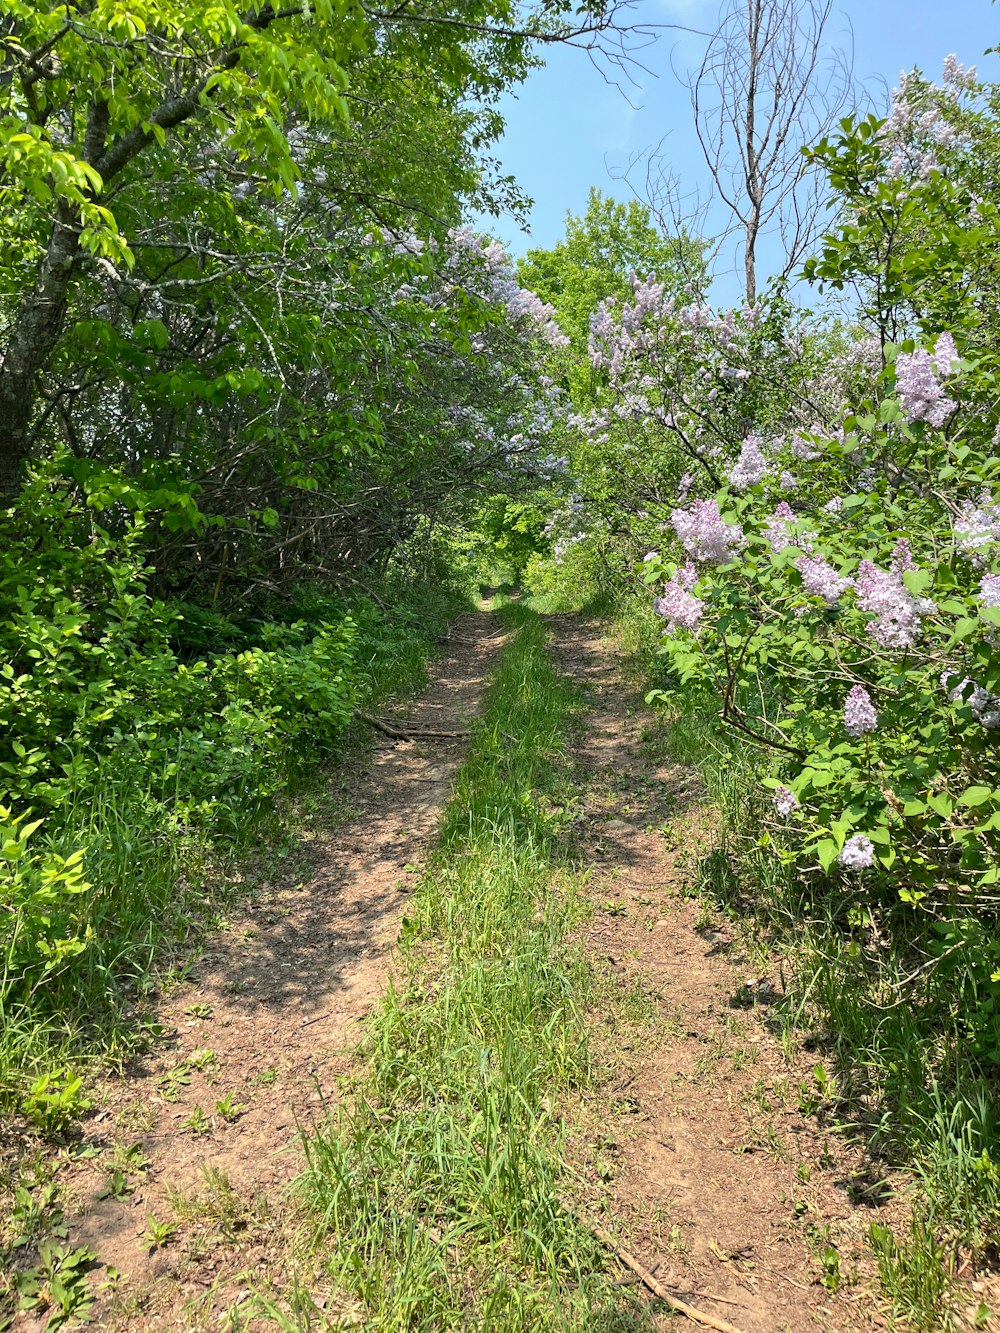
(296, 605, 645, 1330)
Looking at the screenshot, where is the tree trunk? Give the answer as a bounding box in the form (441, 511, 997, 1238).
(0, 207, 83, 497)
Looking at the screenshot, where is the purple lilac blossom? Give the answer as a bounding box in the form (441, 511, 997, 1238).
(955, 498, 1000, 564)
(934, 332, 959, 377)
(772, 786, 799, 817)
(891, 538, 916, 573)
(854, 560, 933, 648)
(838, 835, 875, 870)
(980, 573, 1000, 608)
(654, 569, 704, 633)
(763, 502, 799, 553)
(894, 346, 958, 426)
(670, 499, 746, 564)
(941, 672, 1000, 728)
(844, 685, 878, 737)
(728, 436, 769, 490)
(795, 554, 853, 605)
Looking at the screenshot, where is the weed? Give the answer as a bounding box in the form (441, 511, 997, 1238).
(15, 1242, 95, 1329)
(215, 1090, 248, 1123)
(870, 1216, 957, 1331)
(184, 1104, 212, 1136)
(141, 1215, 177, 1253)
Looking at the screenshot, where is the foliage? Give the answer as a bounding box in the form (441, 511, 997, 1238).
(518, 188, 705, 374)
(0, 469, 470, 1119)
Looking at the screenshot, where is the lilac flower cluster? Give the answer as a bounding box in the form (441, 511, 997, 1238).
(654, 564, 703, 634)
(670, 499, 746, 564)
(941, 673, 1000, 728)
(795, 554, 853, 605)
(955, 496, 1000, 564)
(762, 502, 800, 553)
(854, 560, 933, 648)
(844, 685, 878, 737)
(979, 574, 1000, 608)
(728, 436, 769, 490)
(772, 786, 799, 818)
(894, 336, 958, 426)
(838, 835, 875, 871)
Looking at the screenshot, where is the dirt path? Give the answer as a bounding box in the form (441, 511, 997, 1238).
(20, 612, 506, 1333)
(548, 615, 885, 1333)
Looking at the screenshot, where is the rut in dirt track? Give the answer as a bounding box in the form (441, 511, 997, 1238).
(29, 612, 506, 1333)
(548, 614, 883, 1333)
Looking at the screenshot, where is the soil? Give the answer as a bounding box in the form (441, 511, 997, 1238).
(548, 614, 888, 1333)
(8, 612, 507, 1333)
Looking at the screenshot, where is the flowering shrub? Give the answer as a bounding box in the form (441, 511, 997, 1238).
(636, 328, 1000, 908)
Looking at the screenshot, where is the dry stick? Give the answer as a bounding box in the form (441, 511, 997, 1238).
(587, 1220, 747, 1333)
(356, 710, 469, 741)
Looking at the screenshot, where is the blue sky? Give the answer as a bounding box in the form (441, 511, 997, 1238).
(479, 0, 999, 303)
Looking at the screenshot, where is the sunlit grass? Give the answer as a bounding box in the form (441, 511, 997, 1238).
(297, 606, 649, 1330)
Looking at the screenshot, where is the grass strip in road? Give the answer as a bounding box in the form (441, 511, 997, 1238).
(296, 605, 638, 1330)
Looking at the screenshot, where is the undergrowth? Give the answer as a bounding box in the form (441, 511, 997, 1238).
(0, 489, 469, 1126)
(292, 605, 648, 1330)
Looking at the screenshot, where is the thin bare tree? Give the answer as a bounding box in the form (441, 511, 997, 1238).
(688, 0, 854, 303)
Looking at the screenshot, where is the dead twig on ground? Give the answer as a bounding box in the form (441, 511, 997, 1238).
(569, 1206, 747, 1333)
(356, 710, 469, 741)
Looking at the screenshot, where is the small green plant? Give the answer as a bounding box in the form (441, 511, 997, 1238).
(16, 1242, 96, 1329)
(187, 1047, 217, 1071)
(21, 1069, 91, 1135)
(157, 1063, 192, 1101)
(6, 1183, 68, 1249)
(183, 1003, 213, 1020)
(141, 1214, 177, 1253)
(214, 1091, 248, 1123)
(97, 1168, 133, 1202)
(183, 1104, 212, 1136)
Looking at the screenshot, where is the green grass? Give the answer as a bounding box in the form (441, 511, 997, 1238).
(295, 605, 648, 1331)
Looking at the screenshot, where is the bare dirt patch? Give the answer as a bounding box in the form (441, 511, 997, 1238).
(10, 612, 505, 1333)
(549, 615, 888, 1333)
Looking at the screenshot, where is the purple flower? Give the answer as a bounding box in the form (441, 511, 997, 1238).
(979, 573, 1000, 608)
(942, 672, 1000, 728)
(934, 332, 959, 377)
(795, 554, 853, 604)
(773, 785, 799, 817)
(670, 499, 746, 564)
(838, 835, 875, 871)
(654, 571, 704, 633)
(891, 539, 916, 574)
(955, 498, 1000, 564)
(895, 346, 958, 426)
(729, 436, 769, 490)
(854, 560, 932, 648)
(844, 685, 877, 737)
(763, 502, 800, 553)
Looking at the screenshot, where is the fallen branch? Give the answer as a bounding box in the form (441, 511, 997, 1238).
(583, 1216, 747, 1333)
(356, 710, 469, 741)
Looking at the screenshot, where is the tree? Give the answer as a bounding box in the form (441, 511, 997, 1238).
(518, 188, 704, 389)
(687, 0, 853, 302)
(0, 0, 630, 496)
